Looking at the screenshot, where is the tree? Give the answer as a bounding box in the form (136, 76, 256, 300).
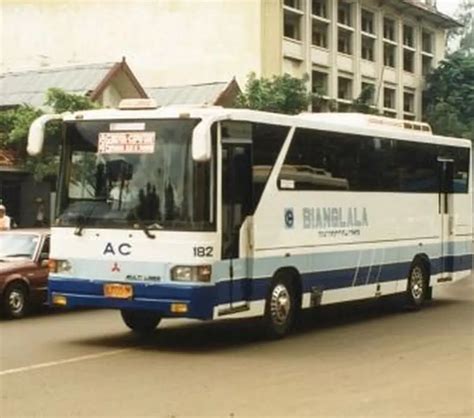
(236, 72, 313, 115)
(0, 89, 98, 181)
(424, 53, 474, 140)
(448, 0, 474, 55)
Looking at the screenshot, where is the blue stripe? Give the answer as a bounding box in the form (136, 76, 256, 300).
(49, 252, 472, 320)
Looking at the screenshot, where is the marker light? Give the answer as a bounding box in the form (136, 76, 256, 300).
(170, 265, 212, 283)
(170, 303, 188, 314)
(52, 294, 67, 306)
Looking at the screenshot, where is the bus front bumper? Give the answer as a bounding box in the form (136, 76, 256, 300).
(48, 277, 216, 320)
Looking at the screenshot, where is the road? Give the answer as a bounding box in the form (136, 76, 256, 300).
(1, 276, 473, 418)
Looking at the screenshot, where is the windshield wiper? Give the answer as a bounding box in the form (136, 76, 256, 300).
(74, 204, 99, 236)
(131, 210, 157, 239)
(3, 253, 32, 258)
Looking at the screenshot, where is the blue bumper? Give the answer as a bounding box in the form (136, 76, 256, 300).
(48, 277, 216, 320)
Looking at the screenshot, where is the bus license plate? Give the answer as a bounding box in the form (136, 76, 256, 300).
(104, 283, 133, 299)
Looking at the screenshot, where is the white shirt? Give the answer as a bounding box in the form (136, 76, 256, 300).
(0, 215, 11, 230)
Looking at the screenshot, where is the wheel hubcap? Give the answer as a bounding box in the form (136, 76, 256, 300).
(9, 290, 24, 314)
(270, 284, 291, 325)
(410, 267, 424, 301)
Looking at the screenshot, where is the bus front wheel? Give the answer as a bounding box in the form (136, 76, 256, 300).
(120, 309, 161, 334)
(263, 275, 297, 339)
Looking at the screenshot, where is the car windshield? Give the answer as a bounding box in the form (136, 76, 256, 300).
(0, 233, 39, 260)
(57, 118, 215, 231)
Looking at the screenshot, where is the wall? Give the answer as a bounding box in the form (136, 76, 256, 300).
(1, 0, 263, 87)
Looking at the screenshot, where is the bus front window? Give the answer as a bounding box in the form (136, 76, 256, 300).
(58, 119, 214, 231)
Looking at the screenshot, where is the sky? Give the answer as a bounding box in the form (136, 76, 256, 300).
(436, 0, 462, 16)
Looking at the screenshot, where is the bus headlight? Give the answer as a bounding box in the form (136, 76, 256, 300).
(171, 265, 212, 283)
(48, 259, 72, 274)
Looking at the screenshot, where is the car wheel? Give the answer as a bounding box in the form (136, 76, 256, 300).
(3, 282, 29, 319)
(406, 260, 429, 309)
(263, 275, 296, 339)
(120, 309, 161, 334)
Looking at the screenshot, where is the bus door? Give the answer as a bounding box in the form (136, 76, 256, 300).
(438, 158, 454, 281)
(221, 138, 253, 312)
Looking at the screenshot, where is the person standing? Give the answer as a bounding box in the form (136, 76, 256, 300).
(0, 205, 11, 230)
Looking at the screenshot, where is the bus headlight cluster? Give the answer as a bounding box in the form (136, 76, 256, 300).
(48, 259, 72, 274)
(171, 265, 212, 283)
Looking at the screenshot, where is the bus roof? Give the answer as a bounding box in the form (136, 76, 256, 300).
(63, 106, 471, 148)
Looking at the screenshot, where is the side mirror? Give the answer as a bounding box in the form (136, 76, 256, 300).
(27, 114, 64, 156)
(40, 259, 49, 268)
(191, 120, 213, 162)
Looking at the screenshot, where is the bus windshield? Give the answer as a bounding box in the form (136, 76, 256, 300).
(57, 119, 214, 231)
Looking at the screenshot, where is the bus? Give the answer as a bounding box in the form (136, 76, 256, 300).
(27, 101, 473, 338)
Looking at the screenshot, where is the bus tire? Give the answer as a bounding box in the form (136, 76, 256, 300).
(120, 309, 161, 334)
(263, 274, 296, 339)
(2, 281, 29, 319)
(405, 260, 429, 309)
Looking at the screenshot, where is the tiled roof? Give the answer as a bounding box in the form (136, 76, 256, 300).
(0, 62, 116, 108)
(146, 81, 233, 106)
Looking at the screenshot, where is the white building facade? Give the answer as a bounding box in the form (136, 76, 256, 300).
(1, 0, 458, 120)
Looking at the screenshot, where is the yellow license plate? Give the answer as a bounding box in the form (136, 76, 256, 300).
(104, 283, 133, 299)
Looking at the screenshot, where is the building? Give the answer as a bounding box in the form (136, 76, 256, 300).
(146, 80, 241, 108)
(0, 59, 147, 110)
(1, 1, 459, 121)
(281, 0, 459, 119)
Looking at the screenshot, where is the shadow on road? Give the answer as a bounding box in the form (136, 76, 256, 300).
(70, 295, 468, 354)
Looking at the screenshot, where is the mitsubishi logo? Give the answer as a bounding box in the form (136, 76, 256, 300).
(111, 262, 121, 273)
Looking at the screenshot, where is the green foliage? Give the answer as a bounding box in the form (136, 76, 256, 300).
(45, 88, 99, 114)
(236, 72, 313, 115)
(449, 0, 474, 55)
(351, 85, 377, 114)
(0, 106, 43, 156)
(424, 53, 474, 140)
(0, 88, 98, 181)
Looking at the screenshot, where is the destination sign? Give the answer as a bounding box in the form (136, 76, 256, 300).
(98, 132, 156, 154)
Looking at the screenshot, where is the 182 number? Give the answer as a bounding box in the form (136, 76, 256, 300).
(193, 246, 213, 257)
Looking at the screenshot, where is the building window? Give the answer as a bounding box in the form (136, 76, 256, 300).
(403, 25, 415, 48)
(338, 1, 352, 27)
(404, 91, 415, 114)
(312, 0, 327, 18)
(422, 30, 433, 53)
(338, 77, 353, 100)
(284, 0, 301, 10)
(312, 21, 328, 48)
(284, 10, 302, 41)
(338, 28, 352, 54)
(312, 71, 328, 95)
(361, 82, 375, 105)
(362, 37, 375, 61)
(362, 10, 375, 34)
(384, 44, 396, 67)
(404, 49, 415, 72)
(384, 87, 396, 110)
(422, 55, 433, 76)
(384, 18, 396, 41)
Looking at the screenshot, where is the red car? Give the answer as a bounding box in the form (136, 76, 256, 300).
(0, 229, 50, 318)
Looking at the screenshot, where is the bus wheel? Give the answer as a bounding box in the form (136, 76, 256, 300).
(120, 310, 161, 334)
(263, 275, 296, 339)
(406, 260, 429, 309)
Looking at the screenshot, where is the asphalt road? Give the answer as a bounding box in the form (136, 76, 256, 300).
(1, 276, 473, 418)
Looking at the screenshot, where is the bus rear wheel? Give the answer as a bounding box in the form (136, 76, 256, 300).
(405, 260, 429, 309)
(120, 310, 161, 334)
(263, 275, 296, 339)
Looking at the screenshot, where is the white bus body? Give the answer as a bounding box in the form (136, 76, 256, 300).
(28, 105, 472, 336)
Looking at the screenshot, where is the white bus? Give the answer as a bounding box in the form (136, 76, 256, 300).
(28, 101, 473, 337)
